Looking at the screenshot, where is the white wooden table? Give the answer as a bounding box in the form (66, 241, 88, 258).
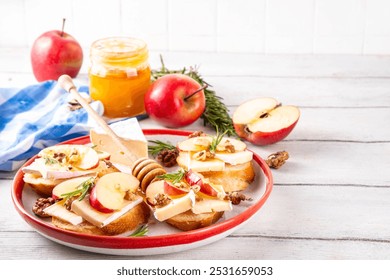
(1, 49, 390, 260)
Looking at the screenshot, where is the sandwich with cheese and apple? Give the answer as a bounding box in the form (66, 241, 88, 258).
(22, 144, 117, 196)
(176, 132, 255, 193)
(22, 143, 150, 236)
(43, 172, 150, 235)
(144, 169, 234, 231)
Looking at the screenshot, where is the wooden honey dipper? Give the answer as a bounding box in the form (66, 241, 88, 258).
(58, 74, 166, 192)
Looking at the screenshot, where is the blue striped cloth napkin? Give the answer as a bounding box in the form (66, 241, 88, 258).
(0, 80, 103, 172)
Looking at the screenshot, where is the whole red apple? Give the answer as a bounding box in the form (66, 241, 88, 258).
(233, 97, 300, 145)
(31, 20, 83, 82)
(144, 74, 206, 128)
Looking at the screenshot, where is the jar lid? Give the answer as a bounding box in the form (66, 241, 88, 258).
(90, 37, 148, 67)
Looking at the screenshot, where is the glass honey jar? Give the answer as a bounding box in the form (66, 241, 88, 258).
(89, 37, 151, 118)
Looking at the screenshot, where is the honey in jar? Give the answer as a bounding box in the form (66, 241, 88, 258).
(89, 37, 151, 118)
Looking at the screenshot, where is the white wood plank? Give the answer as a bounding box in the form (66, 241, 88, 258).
(0, 232, 389, 260)
(2, 48, 390, 78)
(207, 77, 390, 107)
(139, 107, 390, 142)
(3, 179, 390, 241)
(2, 73, 390, 108)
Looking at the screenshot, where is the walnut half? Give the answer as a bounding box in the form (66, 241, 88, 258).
(266, 151, 289, 169)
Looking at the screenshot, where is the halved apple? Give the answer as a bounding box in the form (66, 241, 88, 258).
(52, 176, 94, 200)
(233, 97, 300, 145)
(39, 144, 100, 170)
(89, 172, 140, 213)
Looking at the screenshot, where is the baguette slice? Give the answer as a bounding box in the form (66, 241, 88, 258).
(23, 173, 67, 196)
(52, 202, 150, 236)
(166, 210, 224, 231)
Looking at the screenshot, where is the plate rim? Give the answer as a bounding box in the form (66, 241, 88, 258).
(11, 128, 273, 251)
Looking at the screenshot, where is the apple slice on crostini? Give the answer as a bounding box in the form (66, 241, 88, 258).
(38, 144, 100, 170)
(52, 176, 95, 200)
(89, 172, 140, 213)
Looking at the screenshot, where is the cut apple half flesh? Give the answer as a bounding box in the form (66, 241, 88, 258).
(247, 105, 300, 133)
(232, 97, 280, 125)
(93, 172, 140, 211)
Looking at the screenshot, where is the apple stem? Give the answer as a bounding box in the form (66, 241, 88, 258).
(61, 18, 66, 37)
(184, 84, 208, 101)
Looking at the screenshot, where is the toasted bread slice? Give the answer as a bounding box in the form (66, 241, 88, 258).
(23, 173, 66, 196)
(166, 210, 224, 231)
(52, 202, 150, 236)
(201, 161, 255, 192)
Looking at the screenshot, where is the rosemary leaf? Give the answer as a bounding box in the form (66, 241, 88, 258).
(209, 129, 228, 153)
(43, 156, 60, 165)
(60, 177, 95, 201)
(157, 169, 186, 184)
(148, 140, 176, 157)
(129, 224, 148, 237)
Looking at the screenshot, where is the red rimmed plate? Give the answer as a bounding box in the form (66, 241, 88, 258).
(11, 129, 273, 255)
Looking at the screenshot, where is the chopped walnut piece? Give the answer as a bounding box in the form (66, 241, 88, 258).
(156, 148, 179, 167)
(32, 197, 55, 217)
(148, 193, 171, 208)
(216, 139, 235, 153)
(188, 131, 207, 138)
(64, 196, 78, 210)
(266, 151, 289, 169)
(53, 152, 66, 163)
(193, 150, 215, 161)
(124, 191, 138, 201)
(226, 192, 252, 205)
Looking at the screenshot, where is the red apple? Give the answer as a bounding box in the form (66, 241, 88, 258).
(163, 181, 189, 198)
(89, 172, 140, 213)
(89, 185, 113, 213)
(185, 169, 203, 186)
(31, 19, 83, 82)
(233, 97, 300, 146)
(144, 74, 206, 128)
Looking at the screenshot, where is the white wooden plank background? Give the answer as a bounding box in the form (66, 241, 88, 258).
(0, 48, 389, 260)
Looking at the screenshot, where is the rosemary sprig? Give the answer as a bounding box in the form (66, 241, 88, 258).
(60, 177, 95, 201)
(209, 129, 228, 153)
(129, 224, 149, 237)
(148, 140, 176, 157)
(43, 156, 60, 165)
(157, 169, 186, 184)
(152, 55, 237, 137)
